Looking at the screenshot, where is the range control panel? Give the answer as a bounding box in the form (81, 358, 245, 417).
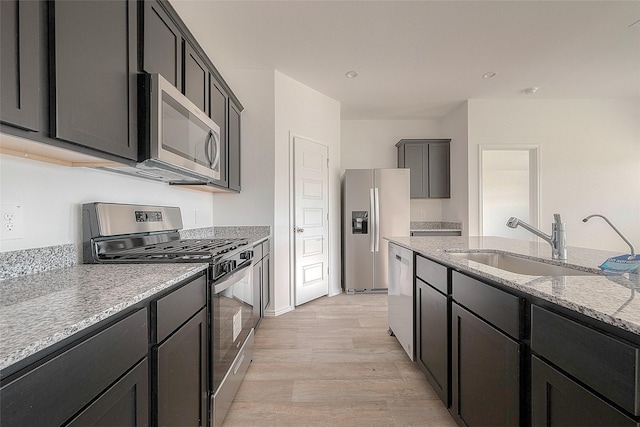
(135, 211, 164, 222)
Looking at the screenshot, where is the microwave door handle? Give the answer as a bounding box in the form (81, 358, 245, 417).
(204, 131, 213, 167)
(211, 131, 220, 170)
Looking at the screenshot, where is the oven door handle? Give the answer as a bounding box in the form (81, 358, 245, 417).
(213, 260, 253, 294)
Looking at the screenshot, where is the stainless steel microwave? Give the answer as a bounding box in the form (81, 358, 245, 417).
(95, 73, 221, 184)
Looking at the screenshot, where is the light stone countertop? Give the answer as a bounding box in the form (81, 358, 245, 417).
(0, 263, 208, 371)
(386, 236, 640, 337)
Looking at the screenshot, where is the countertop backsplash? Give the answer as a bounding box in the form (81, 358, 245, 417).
(410, 221, 462, 231)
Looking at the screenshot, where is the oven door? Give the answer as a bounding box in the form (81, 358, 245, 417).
(210, 260, 255, 425)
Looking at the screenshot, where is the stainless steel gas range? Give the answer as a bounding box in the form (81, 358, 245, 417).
(82, 202, 257, 427)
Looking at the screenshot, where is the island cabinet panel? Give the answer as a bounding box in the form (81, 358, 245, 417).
(531, 356, 638, 426)
(0, 0, 41, 131)
(142, 0, 183, 89)
(531, 304, 640, 417)
(452, 302, 521, 426)
(0, 308, 148, 427)
(51, 0, 138, 161)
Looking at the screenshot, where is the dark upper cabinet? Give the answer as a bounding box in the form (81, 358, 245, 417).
(396, 139, 450, 198)
(0, 0, 41, 131)
(184, 42, 209, 115)
(142, 0, 182, 88)
(210, 79, 229, 188)
(228, 100, 242, 191)
(51, 0, 137, 160)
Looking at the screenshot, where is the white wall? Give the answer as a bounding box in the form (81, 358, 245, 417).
(440, 102, 469, 233)
(467, 99, 640, 253)
(0, 139, 214, 253)
(274, 71, 342, 314)
(340, 120, 445, 220)
(208, 69, 275, 227)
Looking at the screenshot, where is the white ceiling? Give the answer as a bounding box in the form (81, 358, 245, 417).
(170, 0, 640, 120)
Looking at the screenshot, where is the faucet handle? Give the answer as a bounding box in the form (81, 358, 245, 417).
(554, 213, 562, 223)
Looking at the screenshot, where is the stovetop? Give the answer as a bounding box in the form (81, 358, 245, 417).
(96, 237, 249, 263)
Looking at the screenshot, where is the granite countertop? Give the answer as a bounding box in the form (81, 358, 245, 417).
(0, 263, 208, 371)
(386, 236, 640, 336)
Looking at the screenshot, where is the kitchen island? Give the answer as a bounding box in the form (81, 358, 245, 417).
(386, 235, 640, 426)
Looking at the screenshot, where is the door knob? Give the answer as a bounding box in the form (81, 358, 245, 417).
(294, 227, 304, 233)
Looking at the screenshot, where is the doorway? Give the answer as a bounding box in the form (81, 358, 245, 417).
(292, 136, 329, 306)
(479, 145, 540, 240)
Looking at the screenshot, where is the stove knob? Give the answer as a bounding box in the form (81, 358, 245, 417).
(240, 250, 253, 260)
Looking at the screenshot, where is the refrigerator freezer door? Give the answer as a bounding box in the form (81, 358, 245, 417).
(373, 169, 411, 290)
(343, 169, 374, 291)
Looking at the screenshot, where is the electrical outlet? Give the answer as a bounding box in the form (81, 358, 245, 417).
(1, 204, 24, 240)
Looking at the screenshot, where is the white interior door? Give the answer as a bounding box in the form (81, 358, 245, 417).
(293, 137, 329, 306)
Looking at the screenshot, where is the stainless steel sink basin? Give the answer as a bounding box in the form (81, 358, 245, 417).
(446, 251, 599, 276)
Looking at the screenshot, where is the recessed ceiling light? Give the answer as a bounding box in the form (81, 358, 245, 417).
(345, 70, 359, 78)
(482, 71, 497, 79)
(523, 87, 539, 95)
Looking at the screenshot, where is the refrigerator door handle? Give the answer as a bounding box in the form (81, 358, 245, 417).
(374, 187, 380, 252)
(369, 188, 375, 252)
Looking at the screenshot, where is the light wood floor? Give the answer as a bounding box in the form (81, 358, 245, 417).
(222, 293, 457, 426)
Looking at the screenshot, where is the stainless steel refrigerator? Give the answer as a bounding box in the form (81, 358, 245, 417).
(342, 168, 410, 293)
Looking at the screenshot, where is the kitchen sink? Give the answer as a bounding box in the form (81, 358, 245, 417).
(446, 251, 599, 276)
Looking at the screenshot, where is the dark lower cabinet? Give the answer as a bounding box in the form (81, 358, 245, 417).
(155, 308, 208, 427)
(51, 0, 137, 160)
(531, 356, 638, 426)
(0, 0, 41, 131)
(0, 308, 148, 427)
(451, 302, 521, 426)
(67, 358, 149, 427)
(415, 277, 449, 405)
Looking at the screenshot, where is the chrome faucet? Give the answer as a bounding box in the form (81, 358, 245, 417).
(506, 214, 567, 260)
(582, 214, 636, 259)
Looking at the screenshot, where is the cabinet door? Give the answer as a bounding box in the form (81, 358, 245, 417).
(532, 356, 637, 426)
(142, 0, 182, 89)
(155, 308, 207, 427)
(262, 253, 271, 317)
(415, 279, 449, 406)
(404, 144, 426, 198)
(184, 42, 209, 114)
(51, 0, 137, 160)
(0, 0, 40, 131)
(228, 100, 242, 191)
(452, 303, 521, 426)
(210, 79, 228, 188)
(428, 142, 450, 198)
(66, 358, 149, 427)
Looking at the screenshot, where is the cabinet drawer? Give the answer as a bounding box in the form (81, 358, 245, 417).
(416, 254, 448, 294)
(0, 308, 148, 427)
(155, 273, 206, 343)
(531, 305, 640, 416)
(262, 239, 270, 256)
(452, 271, 522, 340)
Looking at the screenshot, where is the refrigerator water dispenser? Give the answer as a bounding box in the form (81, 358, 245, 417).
(351, 211, 368, 234)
